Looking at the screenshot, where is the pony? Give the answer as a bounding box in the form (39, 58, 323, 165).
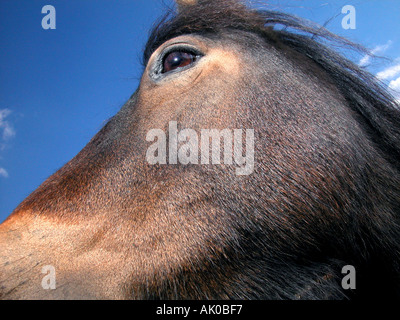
(1, 0, 399, 299)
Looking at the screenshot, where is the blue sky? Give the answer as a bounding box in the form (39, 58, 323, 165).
(1, 0, 399, 223)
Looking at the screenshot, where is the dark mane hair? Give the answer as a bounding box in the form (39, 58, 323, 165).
(143, 0, 400, 170)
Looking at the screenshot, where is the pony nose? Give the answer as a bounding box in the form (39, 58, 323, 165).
(0, 213, 59, 299)
(0, 213, 44, 299)
(0, 217, 25, 299)
(0, 211, 124, 300)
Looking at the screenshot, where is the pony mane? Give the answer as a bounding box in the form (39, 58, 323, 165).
(143, 0, 400, 170)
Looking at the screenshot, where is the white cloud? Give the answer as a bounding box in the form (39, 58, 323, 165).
(0, 109, 15, 178)
(370, 50, 400, 108)
(0, 167, 8, 178)
(358, 56, 370, 67)
(0, 109, 11, 121)
(376, 63, 400, 80)
(389, 76, 400, 91)
(0, 109, 16, 141)
(359, 40, 393, 67)
(389, 77, 400, 108)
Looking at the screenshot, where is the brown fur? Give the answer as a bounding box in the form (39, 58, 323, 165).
(1, 0, 399, 299)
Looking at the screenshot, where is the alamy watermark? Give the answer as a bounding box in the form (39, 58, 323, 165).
(40, 4, 356, 31)
(39, 263, 356, 292)
(341, 265, 356, 290)
(41, 265, 56, 290)
(342, 5, 356, 30)
(146, 121, 255, 176)
(41, 5, 56, 30)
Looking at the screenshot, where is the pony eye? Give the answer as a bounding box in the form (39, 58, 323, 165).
(162, 51, 198, 73)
